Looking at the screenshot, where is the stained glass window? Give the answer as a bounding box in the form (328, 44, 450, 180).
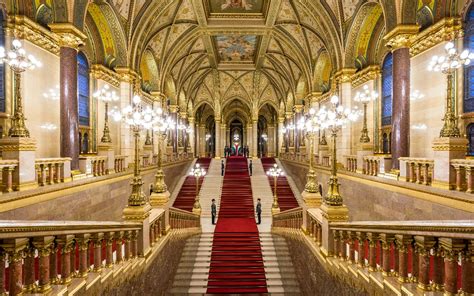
(464, 6, 474, 113)
(381, 53, 393, 126)
(0, 13, 5, 113)
(468, 124, 474, 155)
(77, 52, 90, 126)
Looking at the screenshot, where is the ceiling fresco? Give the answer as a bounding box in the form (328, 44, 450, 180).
(215, 35, 259, 63)
(206, 0, 267, 16)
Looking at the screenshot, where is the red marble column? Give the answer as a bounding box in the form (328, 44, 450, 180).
(59, 47, 80, 170)
(49, 245, 58, 284)
(433, 246, 444, 291)
(77, 238, 89, 277)
(463, 241, 474, 294)
(357, 234, 366, 267)
(131, 231, 138, 258)
(444, 251, 458, 294)
(368, 235, 377, 271)
(0, 253, 5, 294)
(59, 238, 74, 285)
(8, 250, 24, 296)
(93, 236, 103, 273)
(417, 248, 431, 290)
(398, 243, 409, 282)
(23, 246, 36, 292)
(124, 231, 131, 260)
(105, 234, 114, 268)
(411, 244, 419, 283)
(116, 232, 124, 263)
(37, 248, 51, 293)
(382, 243, 391, 276)
(348, 236, 355, 264)
(391, 47, 411, 170)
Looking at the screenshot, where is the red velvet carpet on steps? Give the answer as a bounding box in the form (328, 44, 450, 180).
(172, 158, 211, 211)
(261, 157, 299, 211)
(206, 157, 268, 294)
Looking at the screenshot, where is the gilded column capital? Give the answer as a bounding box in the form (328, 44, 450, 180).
(90, 64, 121, 88)
(293, 104, 304, 113)
(334, 68, 357, 84)
(49, 23, 86, 49)
(32, 236, 55, 256)
(383, 24, 420, 51)
(115, 67, 140, 84)
(278, 117, 285, 124)
(188, 117, 195, 124)
(179, 111, 188, 119)
(285, 111, 293, 119)
(169, 105, 179, 113)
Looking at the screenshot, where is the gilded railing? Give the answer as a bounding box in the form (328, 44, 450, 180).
(399, 157, 434, 185)
(0, 220, 142, 295)
(35, 157, 71, 186)
(304, 209, 474, 295)
(169, 207, 201, 229)
(149, 209, 166, 246)
(272, 207, 303, 230)
(345, 155, 357, 173)
(450, 159, 474, 193)
(0, 160, 19, 192)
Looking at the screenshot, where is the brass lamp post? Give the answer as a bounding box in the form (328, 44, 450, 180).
(299, 108, 323, 207)
(318, 95, 360, 207)
(112, 95, 157, 220)
(190, 163, 206, 215)
(353, 85, 378, 143)
(150, 107, 174, 206)
(267, 163, 283, 214)
(0, 39, 41, 137)
(428, 41, 474, 138)
(93, 84, 119, 143)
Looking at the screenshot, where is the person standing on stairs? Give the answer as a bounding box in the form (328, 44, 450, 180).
(256, 198, 262, 225)
(221, 160, 225, 176)
(211, 199, 217, 225)
(249, 160, 253, 176)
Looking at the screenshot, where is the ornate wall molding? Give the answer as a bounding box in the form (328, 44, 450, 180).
(90, 64, 121, 88)
(351, 65, 381, 88)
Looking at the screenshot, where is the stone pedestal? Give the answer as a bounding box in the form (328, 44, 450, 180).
(150, 191, 170, 207)
(0, 137, 37, 191)
(319, 204, 349, 257)
(301, 191, 322, 208)
(123, 204, 151, 257)
(431, 137, 468, 189)
(97, 143, 115, 174)
(356, 143, 373, 173)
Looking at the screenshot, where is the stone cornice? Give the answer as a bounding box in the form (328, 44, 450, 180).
(115, 67, 140, 84)
(333, 68, 357, 84)
(6, 15, 60, 56)
(90, 64, 121, 88)
(49, 23, 87, 49)
(410, 17, 463, 57)
(383, 24, 420, 50)
(351, 65, 381, 88)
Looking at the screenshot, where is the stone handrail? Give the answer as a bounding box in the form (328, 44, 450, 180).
(114, 155, 127, 173)
(35, 157, 71, 186)
(399, 157, 434, 185)
(79, 155, 108, 176)
(344, 155, 357, 173)
(272, 207, 303, 230)
(450, 159, 474, 193)
(304, 212, 474, 295)
(0, 160, 18, 193)
(169, 207, 200, 229)
(0, 220, 143, 295)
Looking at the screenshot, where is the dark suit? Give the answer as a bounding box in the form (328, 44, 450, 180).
(221, 162, 225, 176)
(249, 162, 253, 176)
(211, 203, 217, 224)
(256, 202, 262, 224)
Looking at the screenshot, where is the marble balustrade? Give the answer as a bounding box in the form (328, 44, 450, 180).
(35, 158, 71, 186)
(450, 159, 474, 193)
(345, 155, 357, 173)
(274, 210, 474, 295)
(169, 207, 201, 229)
(0, 160, 19, 193)
(399, 157, 434, 185)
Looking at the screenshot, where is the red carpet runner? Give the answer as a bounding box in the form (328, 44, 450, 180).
(172, 158, 211, 211)
(261, 157, 299, 211)
(206, 157, 268, 294)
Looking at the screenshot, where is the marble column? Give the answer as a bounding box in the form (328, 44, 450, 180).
(59, 47, 80, 170)
(336, 69, 356, 159)
(220, 123, 226, 158)
(391, 48, 410, 170)
(384, 26, 418, 170)
(278, 117, 284, 155)
(189, 117, 195, 157)
(294, 105, 303, 152)
(215, 119, 221, 158)
(169, 105, 179, 153)
(199, 124, 206, 157)
(252, 119, 258, 158)
(268, 124, 275, 157)
(246, 123, 252, 155)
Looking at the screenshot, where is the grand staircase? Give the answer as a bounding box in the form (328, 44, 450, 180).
(169, 232, 301, 294)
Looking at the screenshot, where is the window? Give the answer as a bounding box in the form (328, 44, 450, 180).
(0, 13, 5, 113)
(381, 53, 393, 126)
(77, 52, 90, 126)
(464, 6, 474, 113)
(467, 124, 474, 155)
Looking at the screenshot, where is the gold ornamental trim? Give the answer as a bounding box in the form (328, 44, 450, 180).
(115, 67, 140, 84)
(351, 65, 381, 88)
(384, 24, 420, 50)
(334, 68, 357, 84)
(49, 23, 87, 49)
(90, 64, 121, 88)
(7, 15, 60, 56)
(410, 18, 463, 57)
(0, 143, 37, 151)
(432, 144, 467, 151)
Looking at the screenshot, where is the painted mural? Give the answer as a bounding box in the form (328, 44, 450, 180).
(208, 0, 264, 14)
(215, 35, 258, 63)
(111, 0, 131, 19)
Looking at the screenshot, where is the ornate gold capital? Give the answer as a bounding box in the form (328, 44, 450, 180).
(351, 65, 381, 88)
(49, 23, 86, 49)
(384, 25, 419, 50)
(410, 18, 463, 56)
(90, 64, 121, 88)
(293, 104, 304, 113)
(115, 67, 140, 84)
(334, 68, 357, 84)
(285, 111, 293, 119)
(169, 105, 179, 113)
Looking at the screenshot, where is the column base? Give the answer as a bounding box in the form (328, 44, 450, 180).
(150, 191, 170, 207)
(122, 204, 151, 221)
(301, 191, 322, 208)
